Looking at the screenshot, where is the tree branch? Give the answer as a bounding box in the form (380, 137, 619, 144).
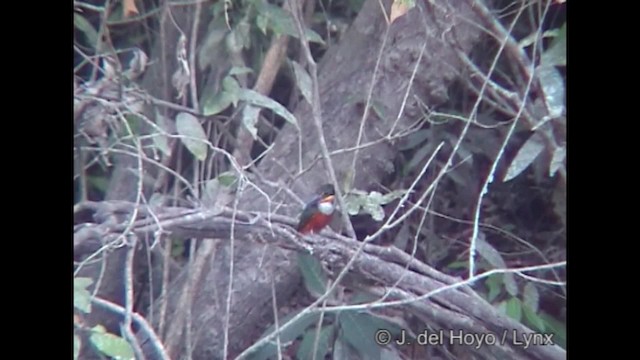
(76, 201, 566, 360)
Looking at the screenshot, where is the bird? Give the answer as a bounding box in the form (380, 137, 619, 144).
(296, 184, 336, 234)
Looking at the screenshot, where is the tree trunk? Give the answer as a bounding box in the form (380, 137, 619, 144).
(149, 0, 487, 358)
(76, 3, 206, 359)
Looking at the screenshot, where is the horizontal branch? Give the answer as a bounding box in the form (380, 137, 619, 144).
(75, 200, 565, 360)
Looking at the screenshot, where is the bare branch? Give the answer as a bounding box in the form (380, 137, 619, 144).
(92, 297, 170, 360)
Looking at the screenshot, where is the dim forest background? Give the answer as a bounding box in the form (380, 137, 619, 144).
(73, 0, 566, 359)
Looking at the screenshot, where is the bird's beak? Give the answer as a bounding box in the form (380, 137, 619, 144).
(322, 195, 335, 203)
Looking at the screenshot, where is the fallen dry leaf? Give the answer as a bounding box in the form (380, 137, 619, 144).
(390, 0, 409, 24)
(123, 0, 139, 18)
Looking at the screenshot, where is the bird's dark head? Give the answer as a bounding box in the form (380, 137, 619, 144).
(297, 184, 336, 234)
(317, 184, 335, 201)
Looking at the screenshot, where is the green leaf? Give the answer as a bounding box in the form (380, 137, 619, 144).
(298, 253, 328, 297)
(202, 178, 222, 207)
(106, 3, 124, 22)
(522, 283, 540, 312)
(74, 277, 93, 313)
(362, 201, 385, 221)
(446, 261, 468, 269)
(368, 191, 383, 203)
(495, 300, 507, 315)
(505, 297, 522, 322)
(475, 235, 518, 296)
(537, 64, 565, 118)
(229, 66, 254, 76)
(235, 20, 252, 49)
(258, 3, 324, 44)
(522, 304, 545, 332)
(338, 312, 403, 359)
(153, 135, 171, 157)
(291, 60, 313, 105)
(380, 347, 404, 360)
(405, 143, 435, 174)
(256, 14, 268, 35)
(86, 176, 109, 194)
(171, 238, 185, 258)
(339, 311, 395, 360)
(74, 14, 99, 48)
(238, 89, 298, 126)
(202, 90, 234, 116)
(485, 274, 503, 303)
(370, 100, 387, 121)
(344, 170, 355, 193)
(519, 28, 561, 50)
(74, 334, 81, 360)
(217, 171, 238, 187)
(392, 222, 410, 251)
(333, 336, 359, 360)
(399, 129, 430, 150)
(152, 114, 172, 156)
(124, 114, 144, 134)
(223, 76, 242, 104)
(203, 175, 235, 209)
(296, 325, 335, 360)
(211, 0, 227, 17)
(503, 132, 545, 183)
(358, 313, 403, 337)
(149, 193, 167, 208)
(197, 22, 228, 71)
(542, 23, 566, 67)
(241, 105, 261, 140)
(225, 26, 245, 53)
(202, 76, 241, 116)
(75, 277, 93, 289)
(302, 28, 324, 44)
(380, 190, 404, 205)
(249, 311, 323, 360)
(344, 194, 364, 216)
(540, 312, 566, 349)
(350, 291, 379, 304)
(176, 112, 208, 161)
(344, 190, 397, 221)
(89, 328, 135, 360)
(552, 182, 566, 227)
(549, 145, 565, 177)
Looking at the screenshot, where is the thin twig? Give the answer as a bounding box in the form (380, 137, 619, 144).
(92, 297, 170, 360)
(164, 239, 216, 358)
(388, 43, 428, 136)
(468, 0, 549, 278)
(118, 105, 148, 359)
(189, 0, 202, 110)
(290, 0, 357, 239)
(311, 292, 329, 360)
(232, 33, 290, 167)
(122, 235, 146, 360)
(223, 181, 244, 359)
(350, 25, 390, 181)
(158, 235, 172, 339)
(270, 273, 283, 360)
(184, 239, 198, 360)
(469, 0, 536, 92)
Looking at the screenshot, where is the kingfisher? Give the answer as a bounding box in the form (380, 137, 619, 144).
(296, 184, 336, 234)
